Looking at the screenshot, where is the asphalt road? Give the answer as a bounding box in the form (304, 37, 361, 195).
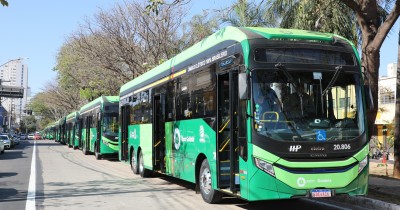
(0, 140, 33, 210)
(0, 140, 370, 210)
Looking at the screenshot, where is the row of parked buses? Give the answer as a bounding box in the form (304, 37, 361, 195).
(42, 27, 370, 203)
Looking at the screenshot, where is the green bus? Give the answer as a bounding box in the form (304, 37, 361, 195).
(55, 117, 66, 144)
(118, 26, 369, 203)
(66, 111, 80, 149)
(79, 96, 119, 159)
(42, 123, 55, 140)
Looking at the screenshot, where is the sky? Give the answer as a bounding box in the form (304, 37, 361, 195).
(0, 1, 399, 96)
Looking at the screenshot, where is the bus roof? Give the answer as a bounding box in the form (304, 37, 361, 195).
(79, 96, 119, 113)
(66, 111, 79, 121)
(119, 26, 343, 96)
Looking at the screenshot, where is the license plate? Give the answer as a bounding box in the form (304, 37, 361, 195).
(311, 189, 332, 198)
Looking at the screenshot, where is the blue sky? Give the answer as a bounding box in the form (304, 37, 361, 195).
(0, 1, 399, 96)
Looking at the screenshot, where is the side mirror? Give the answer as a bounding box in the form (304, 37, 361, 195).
(239, 73, 249, 100)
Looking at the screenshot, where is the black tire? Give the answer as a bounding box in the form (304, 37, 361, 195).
(95, 144, 101, 160)
(139, 150, 151, 177)
(199, 159, 223, 204)
(1, 149, 4, 154)
(82, 143, 88, 155)
(131, 150, 139, 174)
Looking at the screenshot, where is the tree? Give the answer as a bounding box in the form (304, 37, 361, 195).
(1, 0, 8, 6)
(20, 116, 37, 134)
(394, 31, 400, 178)
(222, 0, 272, 27)
(55, 38, 122, 101)
(265, 0, 400, 178)
(70, 1, 187, 82)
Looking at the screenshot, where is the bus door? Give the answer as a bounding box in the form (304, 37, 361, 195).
(83, 116, 92, 155)
(121, 105, 130, 161)
(96, 112, 102, 154)
(153, 94, 166, 172)
(217, 70, 239, 192)
(78, 118, 83, 149)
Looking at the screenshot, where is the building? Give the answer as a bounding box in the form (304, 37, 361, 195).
(0, 59, 30, 131)
(374, 62, 397, 153)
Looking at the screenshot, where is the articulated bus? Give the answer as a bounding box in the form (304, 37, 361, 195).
(65, 111, 80, 149)
(79, 96, 119, 159)
(119, 26, 369, 203)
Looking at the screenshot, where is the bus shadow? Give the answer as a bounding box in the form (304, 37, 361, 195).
(0, 172, 17, 178)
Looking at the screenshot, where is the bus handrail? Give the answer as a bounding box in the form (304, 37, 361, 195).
(219, 137, 230, 153)
(154, 140, 161, 147)
(219, 118, 231, 133)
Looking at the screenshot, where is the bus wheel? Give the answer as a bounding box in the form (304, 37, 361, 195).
(131, 150, 139, 174)
(139, 150, 151, 177)
(199, 159, 223, 204)
(95, 144, 102, 160)
(83, 146, 88, 155)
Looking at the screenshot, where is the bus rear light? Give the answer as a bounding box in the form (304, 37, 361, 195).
(358, 156, 368, 173)
(254, 157, 275, 177)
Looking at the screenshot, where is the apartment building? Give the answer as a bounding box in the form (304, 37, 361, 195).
(0, 59, 30, 130)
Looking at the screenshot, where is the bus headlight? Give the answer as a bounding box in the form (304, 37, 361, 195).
(358, 156, 368, 173)
(254, 157, 275, 177)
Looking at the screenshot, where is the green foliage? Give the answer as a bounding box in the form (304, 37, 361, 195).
(223, 0, 272, 27)
(0, 0, 8, 6)
(265, 0, 359, 46)
(20, 116, 37, 133)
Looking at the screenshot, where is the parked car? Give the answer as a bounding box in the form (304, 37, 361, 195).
(1, 133, 14, 148)
(20, 134, 27, 140)
(0, 135, 12, 149)
(34, 133, 42, 140)
(28, 133, 34, 140)
(0, 137, 4, 154)
(13, 135, 20, 145)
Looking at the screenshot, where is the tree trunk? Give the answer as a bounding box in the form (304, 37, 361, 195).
(363, 47, 380, 141)
(394, 31, 400, 178)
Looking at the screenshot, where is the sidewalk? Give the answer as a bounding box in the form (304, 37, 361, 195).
(367, 160, 400, 206)
(331, 159, 400, 209)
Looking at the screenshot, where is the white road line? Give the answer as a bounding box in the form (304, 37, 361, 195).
(26, 140, 36, 210)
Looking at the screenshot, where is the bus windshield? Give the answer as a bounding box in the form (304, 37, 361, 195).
(103, 113, 119, 136)
(252, 68, 364, 142)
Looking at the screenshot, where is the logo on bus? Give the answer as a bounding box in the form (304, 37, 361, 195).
(130, 129, 137, 139)
(199, 125, 205, 143)
(174, 128, 181, 150)
(289, 145, 302, 152)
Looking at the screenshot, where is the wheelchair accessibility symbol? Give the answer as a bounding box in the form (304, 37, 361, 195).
(316, 130, 326, 141)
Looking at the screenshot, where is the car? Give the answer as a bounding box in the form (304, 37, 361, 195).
(0, 137, 4, 154)
(13, 135, 20, 145)
(28, 133, 34, 140)
(0, 135, 12, 149)
(1, 133, 14, 148)
(20, 134, 27, 140)
(34, 133, 42, 140)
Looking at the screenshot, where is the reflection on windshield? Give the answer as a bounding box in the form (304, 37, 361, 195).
(252, 69, 364, 142)
(103, 113, 118, 136)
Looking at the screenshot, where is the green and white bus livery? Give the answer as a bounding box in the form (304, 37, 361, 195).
(118, 26, 369, 203)
(80, 96, 119, 159)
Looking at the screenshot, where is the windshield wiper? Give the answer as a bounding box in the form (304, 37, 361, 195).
(322, 65, 342, 96)
(275, 63, 298, 90)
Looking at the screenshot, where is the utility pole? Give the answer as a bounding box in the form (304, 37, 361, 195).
(394, 31, 400, 178)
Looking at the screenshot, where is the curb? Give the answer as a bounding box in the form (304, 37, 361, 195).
(327, 195, 400, 210)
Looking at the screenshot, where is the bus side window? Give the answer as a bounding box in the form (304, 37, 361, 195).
(165, 81, 175, 121)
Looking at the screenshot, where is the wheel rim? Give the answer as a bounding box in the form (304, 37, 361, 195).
(131, 153, 137, 172)
(200, 167, 212, 195)
(139, 152, 144, 174)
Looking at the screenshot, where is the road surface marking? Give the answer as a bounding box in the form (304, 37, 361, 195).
(26, 141, 36, 210)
